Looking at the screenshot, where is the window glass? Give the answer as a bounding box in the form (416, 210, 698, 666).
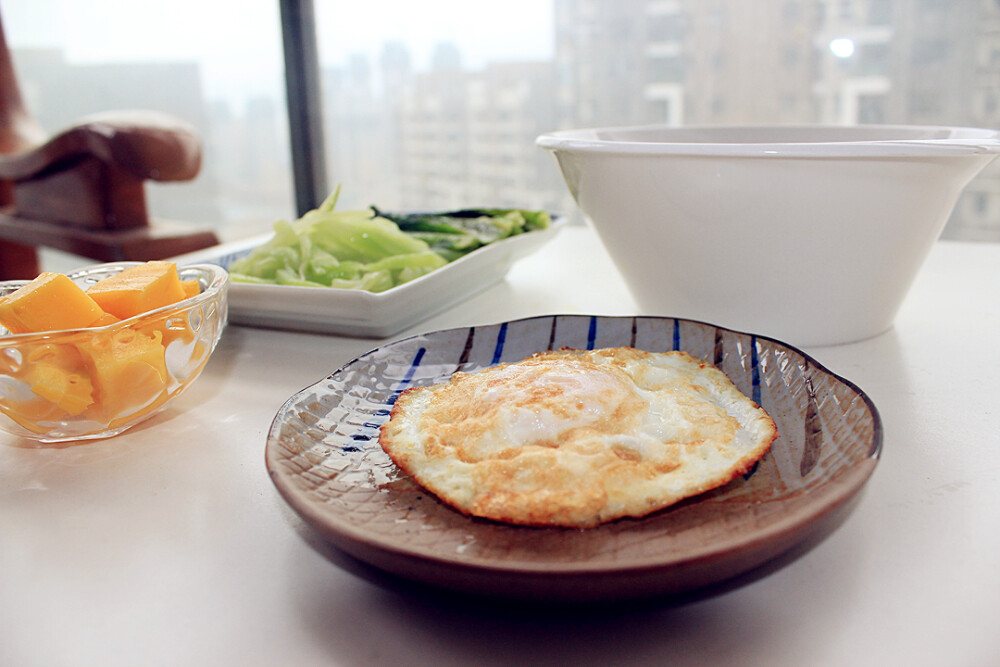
(313, 0, 561, 213)
(314, 0, 1000, 241)
(3, 0, 294, 242)
(5, 0, 999, 244)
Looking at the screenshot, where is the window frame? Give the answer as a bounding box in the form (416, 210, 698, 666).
(279, 0, 328, 215)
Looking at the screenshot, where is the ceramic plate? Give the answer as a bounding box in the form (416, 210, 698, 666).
(265, 315, 881, 602)
(172, 216, 565, 337)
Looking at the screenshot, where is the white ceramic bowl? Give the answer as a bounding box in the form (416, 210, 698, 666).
(537, 124, 1000, 346)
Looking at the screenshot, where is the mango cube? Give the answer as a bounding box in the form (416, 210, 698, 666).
(86, 261, 186, 320)
(0, 394, 69, 434)
(79, 329, 169, 419)
(25, 362, 95, 416)
(180, 279, 201, 299)
(0, 272, 105, 334)
(26, 341, 87, 369)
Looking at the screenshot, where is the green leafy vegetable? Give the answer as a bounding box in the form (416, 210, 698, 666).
(229, 188, 550, 291)
(373, 207, 551, 262)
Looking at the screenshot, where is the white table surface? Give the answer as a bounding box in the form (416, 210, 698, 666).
(2, 227, 998, 667)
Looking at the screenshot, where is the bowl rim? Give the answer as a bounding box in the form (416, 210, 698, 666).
(536, 123, 1000, 158)
(0, 262, 229, 341)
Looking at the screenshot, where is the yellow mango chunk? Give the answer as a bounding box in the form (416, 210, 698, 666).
(103, 391, 172, 431)
(25, 362, 95, 416)
(0, 272, 105, 334)
(26, 342, 87, 369)
(79, 329, 169, 420)
(85, 261, 186, 320)
(0, 396, 68, 434)
(0, 343, 93, 426)
(180, 279, 200, 299)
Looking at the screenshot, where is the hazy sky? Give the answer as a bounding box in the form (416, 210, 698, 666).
(4, 0, 554, 103)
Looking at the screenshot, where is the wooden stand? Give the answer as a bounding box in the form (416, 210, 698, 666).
(0, 10, 218, 280)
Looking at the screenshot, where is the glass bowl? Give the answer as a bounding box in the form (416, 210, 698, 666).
(0, 262, 229, 442)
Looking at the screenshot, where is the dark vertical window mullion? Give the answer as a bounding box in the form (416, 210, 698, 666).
(279, 0, 328, 216)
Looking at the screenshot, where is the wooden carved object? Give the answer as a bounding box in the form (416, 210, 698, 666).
(0, 10, 218, 279)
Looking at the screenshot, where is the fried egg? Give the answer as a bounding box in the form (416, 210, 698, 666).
(378, 347, 777, 528)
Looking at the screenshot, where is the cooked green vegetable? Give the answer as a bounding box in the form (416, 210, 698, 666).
(373, 207, 550, 262)
(229, 188, 550, 291)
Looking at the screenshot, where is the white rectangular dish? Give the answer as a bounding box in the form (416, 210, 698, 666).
(171, 216, 565, 338)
